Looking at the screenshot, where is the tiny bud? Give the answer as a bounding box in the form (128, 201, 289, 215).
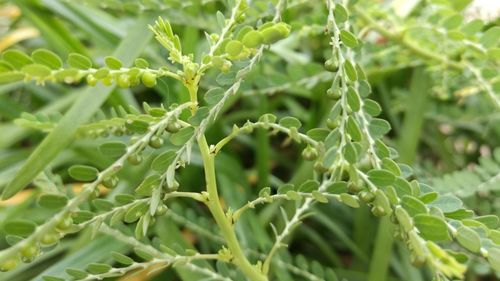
(102, 176, 118, 189)
(127, 153, 143, 165)
(324, 58, 339, 72)
(166, 122, 182, 133)
(56, 215, 73, 231)
(326, 88, 341, 99)
(86, 74, 97, 86)
(302, 145, 319, 161)
(326, 118, 339, 129)
(118, 74, 131, 88)
(40, 231, 60, 247)
(149, 135, 164, 148)
(371, 206, 386, 217)
(359, 191, 375, 203)
(20, 243, 39, 263)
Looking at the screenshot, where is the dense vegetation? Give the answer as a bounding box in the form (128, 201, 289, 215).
(0, 0, 499, 280)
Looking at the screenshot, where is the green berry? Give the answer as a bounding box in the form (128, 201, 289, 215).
(149, 135, 164, 148)
(371, 206, 386, 217)
(56, 215, 73, 231)
(326, 118, 339, 129)
(40, 232, 60, 247)
(86, 74, 97, 86)
(301, 145, 318, 161)
(163, 179, 179, 193)
(0, 258, 18, 272)
(118, 74, 130, 88)
(166, 122, 182, 133)
(225, 40, 244, 57)
(326, 88, 341, 99)
(347, 181, 362, 193)
(127, 153, 143, 165)
(242, 30, 263, 48)
(141, 71, 157, 88)
(21, 243, 39, 263)
(359, 191, 375, 203)
(102, 75, 113, 86)
(313, 162, 328, 173)
(102, 176, 118, 189)
(156, 205, 168, 216)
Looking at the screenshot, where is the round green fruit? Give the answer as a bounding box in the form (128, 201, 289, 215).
(40, 232, 60, 247)
(0, 258, 18, 272)
(141, 71, 157, 88)
(102, 176, 118, 189)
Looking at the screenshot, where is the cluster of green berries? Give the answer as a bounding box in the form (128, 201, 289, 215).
(86, 69, 157, 88)
(0, 213, 73, 272)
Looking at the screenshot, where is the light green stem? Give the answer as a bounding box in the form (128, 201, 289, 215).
(187, 82, 267, 281)
(198, 135, 267, 281)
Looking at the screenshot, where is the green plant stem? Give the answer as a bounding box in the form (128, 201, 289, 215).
(186, 79, 266, 281)
(198, 135, 267, 281)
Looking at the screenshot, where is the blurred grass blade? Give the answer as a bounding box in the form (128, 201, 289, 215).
(2, 16, 153, 199)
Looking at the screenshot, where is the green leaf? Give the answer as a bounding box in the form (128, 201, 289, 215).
(125, 119, 149, 134)
(68, 165, 99, 181)
(99, 141, 127, 158)
(343, 142, 358, 164)
(369, 118, 391, 139)
(339, 30, 358, 48)
(306, 128, 330, 141)
(456, 226, 481, 253)
(480, 26, 500, 48)
(333, 4, 349, 23)
(85, 263, 112, 274)
(298, 180, 320, 192)
(346, 116, 362, 141)
(134, 58, 149, 68)
(42, 276, 65, 281)
(428, 195, 462, 213)
(346, 86, 360, 111)
(414, 214, 450, 241)
(22, 64, 52, 78)
(32, 49, 62, 69)
(340, 193, 360, 208)
(279, 117, 302, 129)
(0, 72, 25, 84)
(67, 53, 92, 69)
(488, 248, 500, 272)
(401, 195, 428, 216)
(135, 174, 161, 196)
(151, 150, 177, 172)
(364, 99, 381, 116)
(92, 199, 114, 211)
(124, 202, 148, 223)
(170, 126, 195, 146)
(204, 87, 224, 105)
(3, 220, 36, 237)
(475, 215, 499, 229)
(65, 268, 88, 279)
(111, 252, 135, 265)
(343, 60, 357, 81)
(2, 49, 33, 69)
(442, 14, 463, 30)
(38, 194, 68, 209)
(367, 169, 395, 186)
(104, 56, 122, 70)
(2, 17, 153, 199)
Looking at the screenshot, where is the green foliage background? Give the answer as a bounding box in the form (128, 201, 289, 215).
(0, 0, 498, 281)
